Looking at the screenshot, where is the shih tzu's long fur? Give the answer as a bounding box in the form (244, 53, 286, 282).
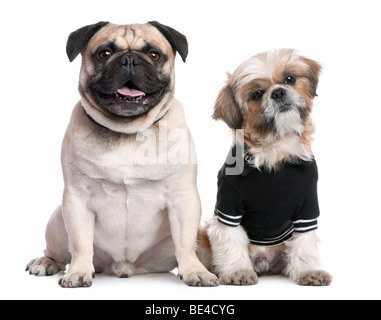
(198, 49, 331, 286)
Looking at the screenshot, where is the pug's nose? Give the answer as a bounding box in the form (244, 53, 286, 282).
(119, 54, 140, 67)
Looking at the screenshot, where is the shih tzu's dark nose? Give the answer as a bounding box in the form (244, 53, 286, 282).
(271, 88, 286, 101)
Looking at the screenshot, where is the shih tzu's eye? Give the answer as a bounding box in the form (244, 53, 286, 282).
(98, 50, 113, 61)
(284, 75, 296, 85)
(252, 90, 265, 101)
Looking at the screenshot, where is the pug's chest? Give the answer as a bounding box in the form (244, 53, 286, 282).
(72, 143, 173, 217)
(88, 177, 168, 222)
(79, 141, 178, 184)
(86, 177, 171, 259)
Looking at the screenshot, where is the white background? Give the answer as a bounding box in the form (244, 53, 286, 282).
(1, 0, 380, 300)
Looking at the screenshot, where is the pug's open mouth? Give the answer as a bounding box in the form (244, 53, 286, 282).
(90, 82, 165, 118)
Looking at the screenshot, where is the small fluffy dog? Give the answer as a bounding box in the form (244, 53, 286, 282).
(198, 49, 332, 286)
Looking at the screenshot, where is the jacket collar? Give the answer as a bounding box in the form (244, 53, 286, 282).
(224, 143, 314, 177)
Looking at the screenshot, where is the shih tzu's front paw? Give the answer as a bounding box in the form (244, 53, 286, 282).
(219, 269, 258, 286)
(297, 270, 332, 286)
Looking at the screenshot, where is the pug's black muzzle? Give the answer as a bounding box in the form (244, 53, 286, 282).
(90, 53, 170, 118)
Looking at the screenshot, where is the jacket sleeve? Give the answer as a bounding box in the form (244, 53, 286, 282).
(214, 176, 244, 227)
(293, 181, 320, 233)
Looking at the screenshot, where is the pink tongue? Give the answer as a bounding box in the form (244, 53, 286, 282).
(116, 86, 145, 98)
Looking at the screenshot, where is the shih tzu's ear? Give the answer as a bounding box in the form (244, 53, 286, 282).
(213, 79, 246, 129)
(300, 56, 322, 97)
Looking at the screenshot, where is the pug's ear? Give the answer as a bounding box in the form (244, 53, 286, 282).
(213, 80, 246, 129)
(66, 21, 109, 62)
(148, 21, 188, 62)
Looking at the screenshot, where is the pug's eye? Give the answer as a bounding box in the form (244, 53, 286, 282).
(252, 90, 265, 101)
(148, 51, 160, 62)
(99, 50, 112, 61)
(284, 75, 296, 85)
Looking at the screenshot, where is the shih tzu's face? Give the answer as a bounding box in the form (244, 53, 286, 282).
(213, 49, 322, 168)
(213, 48, 321, 140)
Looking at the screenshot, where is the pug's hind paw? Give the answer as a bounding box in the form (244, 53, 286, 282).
(26, 257, 64, 276)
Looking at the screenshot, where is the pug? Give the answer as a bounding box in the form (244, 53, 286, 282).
(26, 21, 219, 288)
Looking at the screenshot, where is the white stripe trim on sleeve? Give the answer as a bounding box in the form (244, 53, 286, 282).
(294, 225, 318, 232)
(217, 216, 241, 227)
(293, 218, 318, 224)
(215, 209, 243, 221)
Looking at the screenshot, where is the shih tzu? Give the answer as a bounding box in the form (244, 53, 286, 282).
(198, 49, 332, 286)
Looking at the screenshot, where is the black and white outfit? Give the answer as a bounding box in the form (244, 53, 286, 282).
(215, 146, 320, 247)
